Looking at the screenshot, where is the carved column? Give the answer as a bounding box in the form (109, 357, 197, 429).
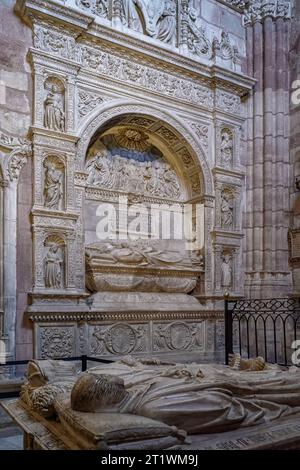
(0, 136, 31, 359)
(243, 1, 292, 297)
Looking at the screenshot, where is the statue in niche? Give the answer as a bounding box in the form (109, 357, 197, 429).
(43, 160, 63, 210)
(44, 243, 63, 289)
(221, 192, 234, 229)
(220, 130, 233, 167)
(44, 84, 65, 132)
(221, 253, 232, 289)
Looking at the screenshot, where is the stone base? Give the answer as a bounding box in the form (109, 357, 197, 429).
(3, 399, 300, 450)
(26, 292, 225, 363)
(89, 291, 204, 312)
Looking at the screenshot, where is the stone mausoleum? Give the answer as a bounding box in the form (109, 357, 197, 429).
(0, 0, 299, 364)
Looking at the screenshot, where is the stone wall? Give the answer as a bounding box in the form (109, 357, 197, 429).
(289, 1, 300, 293)
(0, 0, 33, 359)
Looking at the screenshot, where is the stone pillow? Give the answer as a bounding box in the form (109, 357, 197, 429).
(54, 398, 187, 450)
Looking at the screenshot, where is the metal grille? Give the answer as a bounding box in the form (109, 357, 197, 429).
(225, 298, 300, 366)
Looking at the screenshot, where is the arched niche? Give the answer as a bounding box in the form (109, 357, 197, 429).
(77, 105, 214, 299)
(76, 103, 213, 197)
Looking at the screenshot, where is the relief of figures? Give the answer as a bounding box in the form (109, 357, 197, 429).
(43, 159, 64, 210)
(44, 81, 65, 132)
(85, 148, 181, 200)
(44, 243, 64, 289)
(120, 0, 176, 44)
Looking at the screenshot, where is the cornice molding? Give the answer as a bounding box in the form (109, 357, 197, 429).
(16, 0, 255, 96)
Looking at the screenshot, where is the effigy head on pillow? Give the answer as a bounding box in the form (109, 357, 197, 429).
(71, 373, 127, 412)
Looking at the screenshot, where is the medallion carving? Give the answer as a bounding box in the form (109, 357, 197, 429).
(90, 323, 147, 355)
(153, 321, 204, 352)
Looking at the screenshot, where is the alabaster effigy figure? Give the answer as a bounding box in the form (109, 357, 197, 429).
(19, 355, 300, 449)
(68, 356, 300, 435)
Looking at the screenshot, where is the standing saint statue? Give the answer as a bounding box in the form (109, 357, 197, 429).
(221, 192, 233, 229)
(44, 85, 65, 132)
(44, 161, 63, 210)
(44, 244, 63, 289)
(221, 253, 232, 289)
(220, 130, 233, 167)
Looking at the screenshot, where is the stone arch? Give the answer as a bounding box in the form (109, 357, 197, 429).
(76, 101, 214, 197)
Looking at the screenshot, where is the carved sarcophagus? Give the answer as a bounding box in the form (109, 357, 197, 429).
(85, 241, 203, 294)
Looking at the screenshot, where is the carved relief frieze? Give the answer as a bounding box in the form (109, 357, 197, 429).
(76, 104, 214, 196)
(32, 28, 221, 112)
(33, 24, 76, 61)
(89, 323, 149, 355)
(32, 215, 77, 230)
(153, 321, 204, 352)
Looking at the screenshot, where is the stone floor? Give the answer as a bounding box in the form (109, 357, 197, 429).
(0, 402, 23, 450)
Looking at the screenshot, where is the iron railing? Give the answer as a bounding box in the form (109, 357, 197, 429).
(225, 297, 300, 366)
(0, 355, 114, 399)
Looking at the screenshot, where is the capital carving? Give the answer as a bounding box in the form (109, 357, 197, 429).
(0, 131, 32, 182)
(243, 0, 292, 26)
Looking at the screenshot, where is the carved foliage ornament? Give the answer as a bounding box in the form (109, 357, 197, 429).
(43, 1, 241, 69)
(78, 90, 105, 117)
(40, 327, 74, 358)
(218, 0, 248, 10)
(33, 27, 242, 113)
